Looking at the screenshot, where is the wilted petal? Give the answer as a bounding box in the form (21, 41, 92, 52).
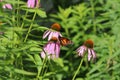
(77, 48, 83, 56)
(76, 45, 87, 57)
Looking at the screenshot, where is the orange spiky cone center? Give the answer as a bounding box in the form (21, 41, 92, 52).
(84, 39, 94, 48)
(50, 37, 58, 42)
(51, 23, 61, 31)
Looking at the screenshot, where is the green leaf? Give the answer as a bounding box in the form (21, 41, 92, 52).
(36, 9, 47, 18)
(53, 58, 64, 67)
(14, 68, 36, 75)
(34, 54, 42, 76)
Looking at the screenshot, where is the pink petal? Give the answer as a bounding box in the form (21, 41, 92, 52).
(3, 4, 12, 9)
(27, 0, 35, 8)
(41, 51, 45, 58)
(91, 49, 96, 59)
(55, 43, 60, 58)
(41, 41, 60, 59)
(46, 42, 52, 53)
(50, 43, 55, 54)
(52, 32, 58, 38)
(88, 49, 92, 61)
(43, 30, 51, 39)
(48, 32, 53, 41)
(76, 45, 86, 57)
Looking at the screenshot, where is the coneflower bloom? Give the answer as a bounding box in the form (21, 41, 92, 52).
(27, 0, 39, 8)
(2, 4, 12, 9)
(76, 39, 96, 61)
(43, 23, 62, 41)
(0, 0, 12, 9)
(41, 37, 60, 59)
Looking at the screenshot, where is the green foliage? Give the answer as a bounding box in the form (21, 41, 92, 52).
(50, 0, 120, 80)
(0, 0, 120, 80)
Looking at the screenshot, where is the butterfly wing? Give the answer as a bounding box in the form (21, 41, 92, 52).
(59, 37, 73, 46)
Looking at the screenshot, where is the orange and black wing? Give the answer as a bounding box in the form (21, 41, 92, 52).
(59, 37, 73, 46)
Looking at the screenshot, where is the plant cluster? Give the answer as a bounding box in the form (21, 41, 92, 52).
(0, 0, 120, 80)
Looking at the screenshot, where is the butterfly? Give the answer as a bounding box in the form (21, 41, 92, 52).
(58, 36, 73, 46)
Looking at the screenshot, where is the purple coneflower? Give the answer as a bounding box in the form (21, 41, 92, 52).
(76, 39, 96, 61)
(0, 0, 12, 9)
(43, 23, 62, 41)
(41, 37, 60, 59)
(2, 4, 12, 9)
(27, 0, 39, 8)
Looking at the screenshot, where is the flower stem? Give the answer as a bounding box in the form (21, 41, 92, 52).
(72, 58, 84, 80)
(17, 0, 20, 27)
(90, 0, 96, 34)
(21, 10, 28, 28)
(24, 10, 37, 42)
(39, 48, 48, 77)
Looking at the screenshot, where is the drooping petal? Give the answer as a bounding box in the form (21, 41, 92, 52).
(41, 41, 61, 59)
(49, 42, 57, 59)
(77, 48, 83, 56)
(41, 42, 51, 58)
(88, 49, 92, 61)
(46, 42, 53, 54)
(3, 4, 12, 9)
(43, 30, 50, 39)
(41, 51, 46, 58)
(48, 31, 53, 41)
(76, 45, 87, 57)
(91, 49, 96, 60)
(55, 42, 60, 58)
(79, 48, 84, 56)
(27, 0, 35, 8)
(50, 43, 55, 54)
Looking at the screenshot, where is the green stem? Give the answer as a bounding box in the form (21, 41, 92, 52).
(90, 0, 96, 34)
(65, 28, 69, 37)
(21, 11, 28, 28)
(24, 11, 37, 42)
(40, 49, 48, 75)
(72, 58, 84, 80)
(17, 0, 20, 27)
(63, 21, 69, 37)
